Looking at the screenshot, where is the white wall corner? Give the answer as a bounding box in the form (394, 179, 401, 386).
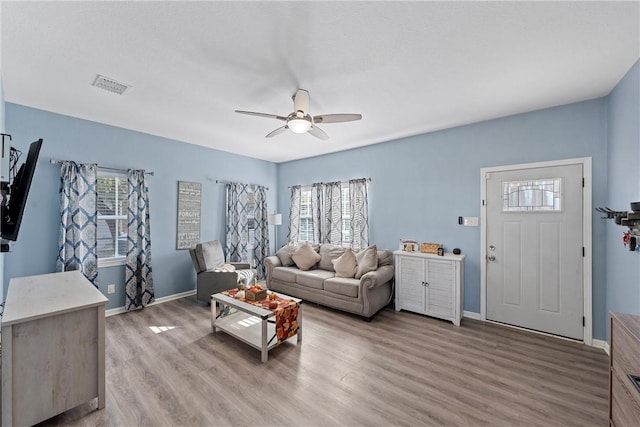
(463, 311, 481, 320)
(591, 338, 610, 355)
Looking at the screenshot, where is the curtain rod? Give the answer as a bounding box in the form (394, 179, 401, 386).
(287, 177, 371, 189)
(50, 159, 154, 176)
(216, 180, 269, 191)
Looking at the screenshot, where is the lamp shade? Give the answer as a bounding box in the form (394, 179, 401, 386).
(268, 213, 282, 225)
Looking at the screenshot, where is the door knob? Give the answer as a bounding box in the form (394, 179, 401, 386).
(487, 255, 496, 262)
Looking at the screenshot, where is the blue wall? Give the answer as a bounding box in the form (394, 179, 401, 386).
(5, 65, 637, 341)
(278, 99, 608, 339)
(3, 104, 277, 309)
(605, 59, 640, 340)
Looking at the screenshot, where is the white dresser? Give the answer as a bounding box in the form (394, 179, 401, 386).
(1, 271, 108, 426)
(394, 251, 465, 326)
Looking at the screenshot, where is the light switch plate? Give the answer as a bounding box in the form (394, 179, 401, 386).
(107, 284, 116, 294)
(463, 217, 479, 226)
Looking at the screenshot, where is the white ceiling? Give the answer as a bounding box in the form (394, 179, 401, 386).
(2, 1, 639, 163)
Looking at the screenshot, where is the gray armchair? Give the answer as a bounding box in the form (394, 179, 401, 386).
(189, 240, 256, 303)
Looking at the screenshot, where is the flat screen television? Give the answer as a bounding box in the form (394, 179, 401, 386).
(1, 139, 43, 242)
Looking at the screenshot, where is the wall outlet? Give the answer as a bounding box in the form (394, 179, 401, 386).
(463, 217, 479, 226)
(107, 284, 116, 294)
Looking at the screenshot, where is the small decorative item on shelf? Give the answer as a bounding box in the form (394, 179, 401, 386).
(420, 243, 442, 254)
(246, 285, 267, 301)
(400, 239, 418, 252)
(437, 247, 445, 256)
(452, 248, 461, 255)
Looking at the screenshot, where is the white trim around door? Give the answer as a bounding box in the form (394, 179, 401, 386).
(480, 157, 592, 346)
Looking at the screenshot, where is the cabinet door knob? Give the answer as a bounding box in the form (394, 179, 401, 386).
(425, 281, 429, 287)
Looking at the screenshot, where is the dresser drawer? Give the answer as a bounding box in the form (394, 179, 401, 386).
(612, 319, 640, 374)
(611, 365, 640, 427)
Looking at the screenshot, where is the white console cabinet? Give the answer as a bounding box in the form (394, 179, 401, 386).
(394, 251, 465, 326)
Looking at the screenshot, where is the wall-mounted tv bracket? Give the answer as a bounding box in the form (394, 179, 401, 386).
(1, 133, 11, 155)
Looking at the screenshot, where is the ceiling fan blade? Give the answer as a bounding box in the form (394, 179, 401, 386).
(308, 125, 329, 140)
(265, 125, 288, 138)
(235, 110, 287, 121)
(293, 89, 310, 115)
(313, 113, 362, 124)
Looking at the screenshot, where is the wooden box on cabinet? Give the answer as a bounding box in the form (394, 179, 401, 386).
(393, 250, 465, 326)
(609, 312, 640, 427)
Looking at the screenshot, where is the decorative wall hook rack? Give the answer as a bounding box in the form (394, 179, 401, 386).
(597, 203, 640, 250)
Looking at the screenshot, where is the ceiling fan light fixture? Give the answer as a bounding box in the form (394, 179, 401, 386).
(288, 118, 312, 134)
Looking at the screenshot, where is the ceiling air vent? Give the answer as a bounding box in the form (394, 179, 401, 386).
(92, 74, 131, 95)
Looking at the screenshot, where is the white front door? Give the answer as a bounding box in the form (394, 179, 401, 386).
(485, 163, 584, 340)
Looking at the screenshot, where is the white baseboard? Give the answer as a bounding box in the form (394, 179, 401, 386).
(461, 311, 609, 353)
(592, 338, 610, 355)
(105, 289, 196, 317)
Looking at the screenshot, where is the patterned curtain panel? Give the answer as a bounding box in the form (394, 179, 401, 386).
(323, 181, 343, 245)
(349, 178, 369, 250)
(225, 182, 251, 262)
(56, 162, 99, 285)
(311, 183, 322, 244)
(125, 169, 154, 311)
(253, 185, 269, 279)
(287, 185, 301, 243)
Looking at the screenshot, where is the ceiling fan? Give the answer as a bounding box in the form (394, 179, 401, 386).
(235, 89, 362, 140)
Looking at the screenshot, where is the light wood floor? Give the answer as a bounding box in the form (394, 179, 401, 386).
(39, 297, 609, 426)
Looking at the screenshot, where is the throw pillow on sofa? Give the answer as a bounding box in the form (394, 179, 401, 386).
(319, 244, 347, 271)
(355, 244, 378, 279)
(291, 242, 321, 271)
(332, 248, 357, 278)
(276, 242, 298, 266)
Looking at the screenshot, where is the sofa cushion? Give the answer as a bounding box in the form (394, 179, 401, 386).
(355, 244, 378, 279)
(296, 270, 334, 290)
(377, 249, 393, 267)
(291, 242, 321, 271)
(276, 242, 298, 267)
(271, 267, 300, 283)
(319, 244, 346, 271)
(195, 240, 225, 271)
(332, 248, 357, 278)
(324, 277, 359, 298)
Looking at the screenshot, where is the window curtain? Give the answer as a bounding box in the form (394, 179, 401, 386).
(287, 185, 302, 242)
(287, 179, 369, 249)
(349, 178, 369, 250)
(310, 183, 322, 244)
(252, 185, 269, 279)
(225, 182, 251, 262)
(56, 161, 99, 285)
(125, 169, 154, 311)
(323, 181, 343, 245)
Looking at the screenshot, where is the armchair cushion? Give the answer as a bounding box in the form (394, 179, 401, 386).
(195, 240, 226, 271)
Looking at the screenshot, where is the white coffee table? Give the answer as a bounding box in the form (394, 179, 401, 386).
(211, 291, 302, 362)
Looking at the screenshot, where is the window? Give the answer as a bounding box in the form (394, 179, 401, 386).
(97, 171, 127, 266)
(298, 184, 351, 245)
(502, 178, 562, 212)
(299, 187, 314, 242)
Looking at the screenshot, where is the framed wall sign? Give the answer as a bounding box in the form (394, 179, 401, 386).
(176, 181, 201, 250)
